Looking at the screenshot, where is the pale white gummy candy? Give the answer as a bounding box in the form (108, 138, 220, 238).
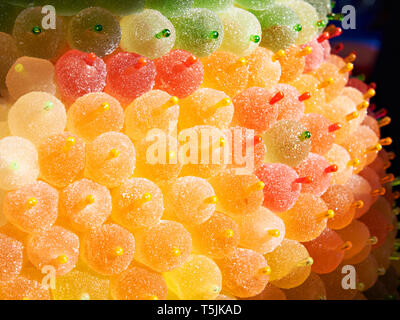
(120, 9, 176, 59)
(218, 7, 261, 57)
(6, 57, 57, 100)
(276, 0, 319, 45)
(8, 92, 67, 145)
(0, 136, 39, 191)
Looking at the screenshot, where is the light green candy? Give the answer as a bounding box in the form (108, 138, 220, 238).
(276, 0, 320, 45)
(304, 0, 332, 21)
(234, 0, 275, 10)
(251, 4, 300, 52)
(170, 8, 224, 57)
(218, 8, 261, 57)
(120, 9, 176, 59)
(145, 0, 194, 17)
(193, 0, 234, 11)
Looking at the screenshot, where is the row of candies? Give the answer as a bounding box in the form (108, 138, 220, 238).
(0, 0, 399, 300)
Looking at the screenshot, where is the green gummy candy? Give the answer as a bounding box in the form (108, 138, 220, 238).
(145, 0, 194, 17)
(193, 0, 234, 12)
(234, 0, 274, 10)
(251, 4, 300, 52)
(170, 8, 224, 57)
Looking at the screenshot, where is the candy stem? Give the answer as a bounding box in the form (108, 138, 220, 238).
(345, 111, 359, 122)
(108, 148, 120, 159)
(347, 159, 360, 168)
(365, 144, 382, 154)
(378, 117, 391, 128)
(339, 63, 354, 74)
(356, 101, 369, 111)
(367, 236, 378, 245)
(318, 77, 334, 89)
(351, 200, 364, 209)
(63, 137, 76, 153)
(57, 255, 68, 264)
(364, 88, 376, 100)
(299, 92, 311, 102)
(325, 164, 338, 173)
(85, 195, 95, 205)
(14, 63, 24, 73)
(271, 50, 286, 62)
(295, 176, 313, 184)
(260, 266, 271, 275)
(298, 131, 311, 141)
(171, 247, 181, 257)
(269, 91, 284, 105)
(344, 52, 357, 63)
(224, 229, 234, 238)
(297, 257, 314, 267)
(204, 196, 218, 205)
(161, 96, 179, 111)
(114, 247, 124, 256)
(380, 174, 395, 184)
(249, 34, 261, 43)
(268, 229, 280, 238)
(246, 181, 265, 195)
(26, 197, 38, 210)
(379, 137, 392, 146)
(155, 28, 171, 39)
(298, 46, 313, 57)
(371, 187, 386, 196)
(328, 122, 342, 132)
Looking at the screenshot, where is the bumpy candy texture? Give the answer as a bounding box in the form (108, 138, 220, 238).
(120, 9, 176, 59)
(13, 7, 67, 60)
(68, 7, 121, 57)
(170, 8, 224, 57)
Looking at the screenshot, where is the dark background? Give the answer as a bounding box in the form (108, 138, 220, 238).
(330, 0, 399, 175)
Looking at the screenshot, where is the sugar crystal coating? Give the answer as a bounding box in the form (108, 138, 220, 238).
(82, 223, 135, 276)
(120, 9, 176, 59)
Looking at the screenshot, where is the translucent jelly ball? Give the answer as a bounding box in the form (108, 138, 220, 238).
(354, 254, 379, 292)
(67, 92, 124, 142)
(0, 136, 39, 191)
(272, 84, 304, 121)
(283, 272, 326, 300)
(12, 7, 67, 60)
(271, 258, 312, 289)
(235, 0, 274, 10)
(313, 62, 349, 102)
(294, 152, 332, 196)
(68, 7, 121, 57)
(324, 144, 352, 185)
(170, 8, 224, 57)
(303, 39, 325, 73)
(245, 47, 281, 90)
(27, 226, 79, 276)
(194, 0, 234, 11)
(276, 0, 319, 45)
(341, 125, 379, 171)
(53, 268, 110, 300)
(218, 8, 261, 57)
(300, 113, 335, 155)
(164, 254, 222, 300)
(154, 49, 204, 99)
(120, 9, 176, 59)
(145, 0, 194, 17)
(262, 120, 312, 167)
(336, 220, 371, 260)
(162, 176, 216, 226)
(215, 248, 269, 298)
(38, 133, 85, 188)
(134, 133, 182, 182)
(0, 233, 23, 283)
(179, 88, 234, 130)
(105, 52, 156, 105)
(178, 125, 227, 178)
(290, 74, 326, 115)
(60, 178, 112, 233)
(55, 50, 107, 105)
(277, 193, 329, 242)
(303, 228, 345, 274)
(111, 177, 164, 230)
(8, 92, 66, 146)
(251, 4, 300, 52)
(232, 87, 278, 134)
(6, 57, 56, 101)
(278, 45, 306, 83)
(208, 171, 264, 215)
(234, 206, 285, 254)
(3, 181, 58, 234)
(255, 163, 301, 213)
(134, 220, 192, 272)
(189, 211, 240, 258)
(0, 276, 50, 300)
(85, 132, 136, 188)
(344, 174, 373, 219)
(201, 51, 249, 98)
(111, 265, 167, 300)
(124, 90, 179, 142)
(264, 238, 310, 281)
(226, 126, 266, 172)
(81, 224, 135, 276)
(360, 207, 391, 250)
(321, 184, 355, 230)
